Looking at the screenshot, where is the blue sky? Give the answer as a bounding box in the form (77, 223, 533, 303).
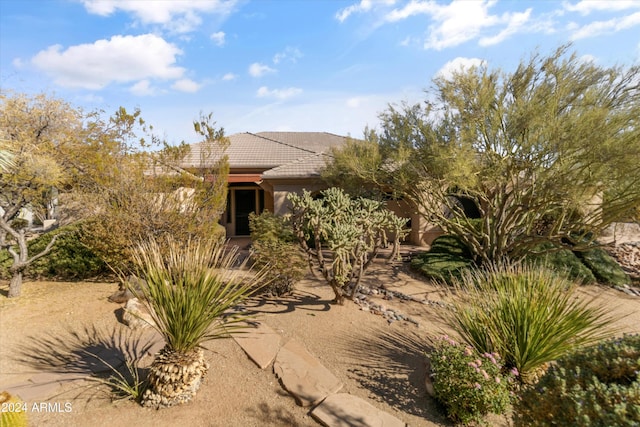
(1, 0, 639, 144)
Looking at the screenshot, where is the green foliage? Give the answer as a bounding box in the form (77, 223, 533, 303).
(576, 246, 630, 286)
(132, 237, 267, 353)
(524, 242, 597, 285)
(323, 46, 640, 265)
(431, 235, 473, 258)
(249, 211, 307, 296)
(445, 263, 615, 382)
(429, 335, 514, 425)
(80, 111, 229, 274)
(411, 235, 474, 283)
(288, 187, 408, 304)
(0, 91, 92, 297)
(513, 334, 640, 427)
(0, 224, 107, 280)
(85, 350, 147, 402)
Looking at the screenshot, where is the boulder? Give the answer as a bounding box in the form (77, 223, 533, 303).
(122, 298, 155, 329)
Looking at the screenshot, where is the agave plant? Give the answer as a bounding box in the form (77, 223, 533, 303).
(131, 237, 265, 408)
(444, 262, 616, 383)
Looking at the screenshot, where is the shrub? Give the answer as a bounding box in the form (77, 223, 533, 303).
(524, 242, 596, 285)
(430, 235, 473, 258)
(0, 223, 108, 280)
(428, 335, 513, 425)
(576, 246, 630, 286)
(445, 263, 615, 382)
(513, 334, 640, 427)
(249, 211, 307, 296)
(411, 235, 474, 284)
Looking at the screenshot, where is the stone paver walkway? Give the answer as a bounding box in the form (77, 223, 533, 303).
(234, 320, 409, 426)
(3, 319, 407, 426)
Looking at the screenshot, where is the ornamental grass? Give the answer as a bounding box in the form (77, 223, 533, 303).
(444, 263, 617, 382)
(131, 237, 267, 353)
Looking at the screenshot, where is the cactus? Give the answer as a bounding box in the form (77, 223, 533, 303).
(288, 188, 408, 304)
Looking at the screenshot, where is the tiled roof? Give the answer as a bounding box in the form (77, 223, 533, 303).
(261, 152, 332, 179)
(180, 131, 346, 174)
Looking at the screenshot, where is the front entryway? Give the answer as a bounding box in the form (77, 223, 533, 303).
(225, 186, 264, 236)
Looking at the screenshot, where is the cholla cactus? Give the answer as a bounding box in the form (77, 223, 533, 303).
(288, 187, 408, 304)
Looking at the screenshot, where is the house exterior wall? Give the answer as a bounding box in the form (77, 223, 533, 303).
(386, 199, 442, 246)
(267, 179, 327, 216)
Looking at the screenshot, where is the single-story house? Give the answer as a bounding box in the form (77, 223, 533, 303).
(179, 131, 438, 245)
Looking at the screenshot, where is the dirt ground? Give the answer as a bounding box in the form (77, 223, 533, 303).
(1, 252, 639, 427)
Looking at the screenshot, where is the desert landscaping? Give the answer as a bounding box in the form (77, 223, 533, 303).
(1, 244, 639, 427)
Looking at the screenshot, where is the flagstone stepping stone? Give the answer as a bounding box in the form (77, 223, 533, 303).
(233, 322, 282, 369)
(4, 381, 61, 402)
(273, 339, 343, 407)
(311, 393, 407, 427)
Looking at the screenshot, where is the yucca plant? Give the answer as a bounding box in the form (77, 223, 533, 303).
(444, 263, 616, 383)
(131, 237, 266, 408)
(85, 350, 147, 402)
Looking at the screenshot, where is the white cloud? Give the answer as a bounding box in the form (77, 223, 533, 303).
(81, 0, 238, 33)
(380, 0, 533, 50)
(436, 57, 485, 80)
(336, 0, 374, 22)
(336, 0, 396, 22)
(130, 79, 155, 96)
(210, 31, 226, 46)
(172, 78, 201, 92)
(564, 0, 640, 15)
(256, 86, 303, 100)
(479, 9, 531, 46)
(222, 72, 237, 81)
(249, 62, 276, 77)
(385, 0, 434, 22)
(423, 1, 501, 50)
(570, 11, 640, 40)
(346, 97, 361, 108)
(31, 34, 185, 90)
(273, 47, 303, 64)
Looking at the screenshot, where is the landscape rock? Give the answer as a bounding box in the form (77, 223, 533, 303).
(273, 339, 343, 407)
(233, 322, 282, 369)
(108, 275, 149, 304)
(606, 241, 640, 281)
(122, 298, 155, 330)
(311, 393, 407, 427)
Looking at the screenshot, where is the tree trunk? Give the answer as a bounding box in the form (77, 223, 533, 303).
(8, 271, 23, 298)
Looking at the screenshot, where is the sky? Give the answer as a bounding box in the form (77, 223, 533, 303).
(1, 0, 640, 145)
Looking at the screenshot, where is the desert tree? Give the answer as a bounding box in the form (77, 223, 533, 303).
(324, 46, 640, 264)
(288, 187, 407, 304)
(0, 91, 89, 297)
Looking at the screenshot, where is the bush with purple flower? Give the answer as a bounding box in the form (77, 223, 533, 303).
(428, 335, 516, 425)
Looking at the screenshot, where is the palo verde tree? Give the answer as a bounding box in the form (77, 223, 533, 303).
(288, 187, 407, 304)
(0, 91, 90, 297)
(324, 46, 640, 264)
